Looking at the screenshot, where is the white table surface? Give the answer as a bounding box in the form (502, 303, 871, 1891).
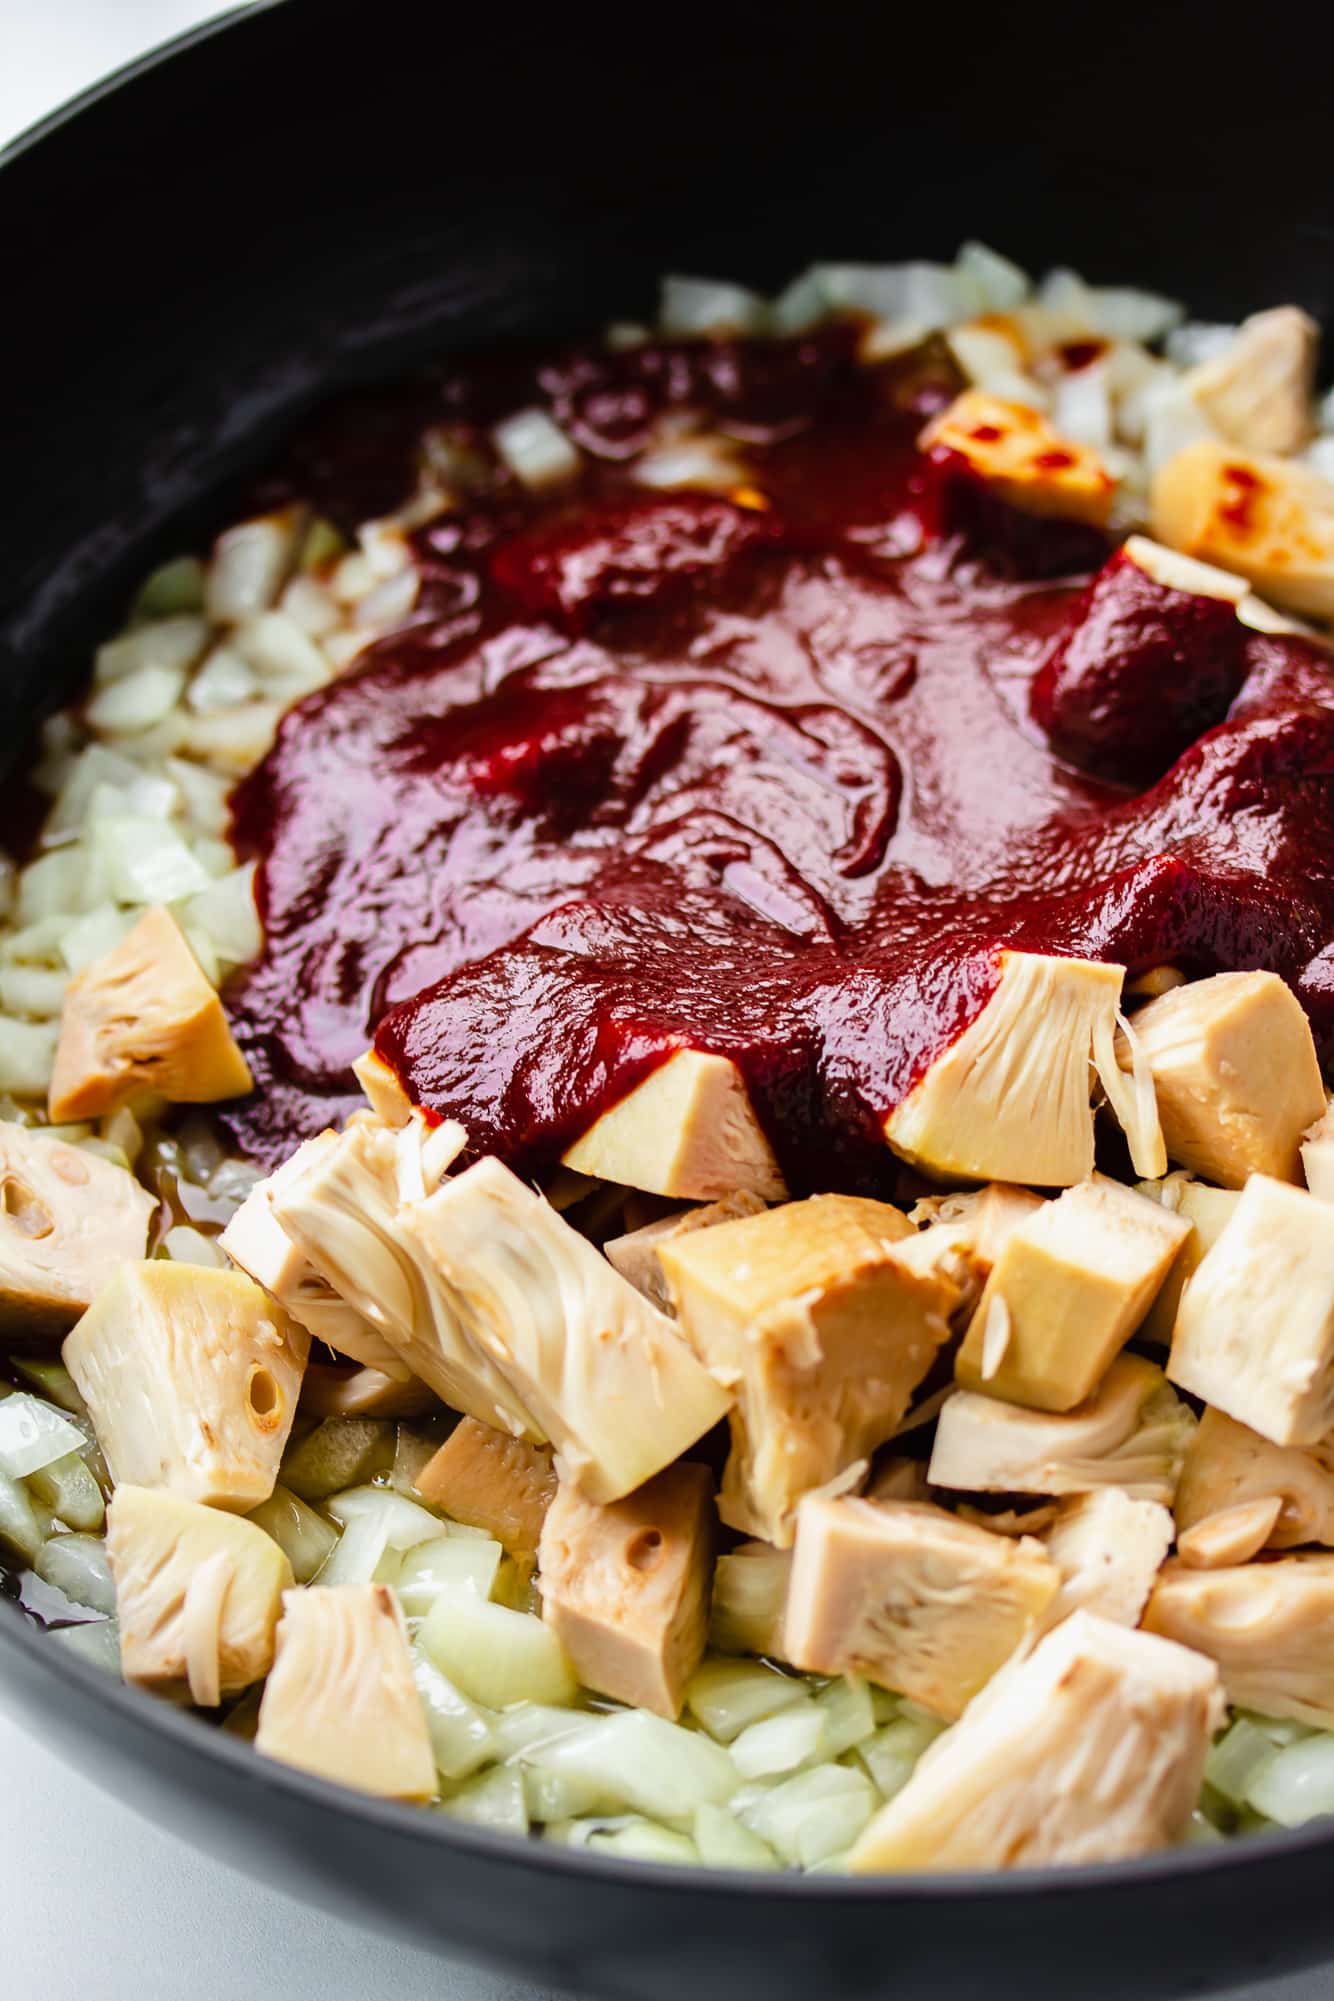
(1, 7, 1332, 1998)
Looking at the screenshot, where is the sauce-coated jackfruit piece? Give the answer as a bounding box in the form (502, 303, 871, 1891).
(538, 1461, 715, 1718)
(885, 952, 1163, 1188)
(784, 1495, 1058, 1719)
(1144, 1554, 1334, 1728)
(0, 1122, 155, 1337)
(1136, 1174, 1241, 1346)
(63, 1262, 308, 1510)
(415, 1416, 557, 1560)
(270, 1120, 539, 1441)
(929, 1355, 1195, 1509)
(220, 1139, 409, 1379)
(107, 1484, 292, 1705)
(1116, 971, 1325, 1188)
(1185, 306, 1318, 455)
(956, 1178, 1188, 1411)
(1041, 1488, 1174, 1630)
(1151, 439, 1334, 620)
(561, 1051, 788, 1203)
(1175, 1405, 1334, 1556)
(921, 391, 1115, 525)
(49, 906, 252, 1123)
(256, 1583, 435, 1800)
(1168, 1176, 1334, 1447)
(659, 1194, 952, 1546)
(400, 1157, 730, 1503)
(848, 1611, 1223, 1872)
(604, 1190, 767, 1314)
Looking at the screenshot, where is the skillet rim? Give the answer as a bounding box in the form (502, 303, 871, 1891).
(1, 0, 1332, 1921)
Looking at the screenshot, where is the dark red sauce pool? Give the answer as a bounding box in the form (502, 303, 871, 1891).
(224, 328, 1334, 1193)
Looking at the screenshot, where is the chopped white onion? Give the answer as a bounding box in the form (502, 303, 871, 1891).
(35, 1533, 117, 1615)
(397, 1535, 503, 1615)
(730, 1702, 825, 1779)
(98, 815, 211, 904)
(493, 408, 581, 491)
(85, 663, 187, 736)
(59, 906, 133, 973)
(738, 1762, 877, 1868)
(279, 574, 341, 638)
(659, 276, 772, 338)
(0, 1019, 59, 1095)
(354, 567, 420, 631)
(161, 1225, 230, 1268)
(413, 1647, 497, 1780)
(206, 511, 299, 624)
(1054, 361, 1114, 448)
(0, 963, 66, 1018)
(1165, 321, 1238, 370)
(233, 613, 330, 695)
(1245, 1733, 1334, 1828)
(954, 240, 1031, 313)
(0, 1393, 86, 1479)
(634, 439, 745, 492)
(520, 1709, 737, 1822)
(692, 1802, 780, 1870)
(187, 647, 258, 715)
(182, 863, 260, 970)
(49, 1617, 122, 1673)
(685, 1658, 807, 1742)
(94, 615, 208, 687)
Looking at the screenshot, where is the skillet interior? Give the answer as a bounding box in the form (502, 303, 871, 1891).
(2, 4, 1334, 1993)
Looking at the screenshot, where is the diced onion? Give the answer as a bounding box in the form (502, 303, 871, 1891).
(584, 1818, 698, 1865)
(206, 512, 299, 624)
(0, 1466, 48, 1562)
(519, 1710, 737, 1823)
(413, 1648, 498, 1780)
(354, 567, 421, 631)
(0, 1019, 59, 1096)
(0, 1394, 86, 1480)
(1204, 1714, 1282, 1807)
(730, 1702, 825, 1779)
(693, 1802, 780, 1869)
(49, 1617, 122, 1673)
(659, 276, 772, 338)
(98, 815, 211, 904)
(187, 647, 258, 715)
(85, 663, 187, 736)
(323, 1484, 444, 1550)
(161, 1225, 230, 1268)
(492, 409, 581, 491)
(437, 1764, 529, 1833)
(954, 240, 1031, 313)
(857, 1711, 944, 1801)
(0, 964, 66, 1019)
(813, 1675, 877, 1758)
(35, 1532, 117, 1615)
(182, 863, 261, 970)
(133, 557, 207, 620)
(1165, 322, 1238, 370)
(233, 612, 331, 696)
(94, 615, 208, 687)
(397, 1534, 503, 1614)
(421, 1592, 577, 1708)
(58, 906, 132, 973)
(685, 1658, 806, 1742)
(1245, 1733, 1334, 1828)
(739, 1762, 878, 1868)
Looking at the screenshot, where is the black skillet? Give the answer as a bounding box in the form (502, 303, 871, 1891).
(2, 3, 1332, 1993)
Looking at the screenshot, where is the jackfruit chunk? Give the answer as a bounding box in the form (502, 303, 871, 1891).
(1168, 1176, 1334, 1447)
(48, 906, 252, 1123)
(107, 1484, 292, 1704)
(1175, 1405, 1334, 1556)
(537, 1461, 714, 1719)
(561, 1051, 788, 1203)
(1136, 1174, 1241, 1346)
(1303, 1104, 1334, 1203)
(63, 1262, 308, 1509)
(885, 952, 1163, 1189)
(920, 390, 1115, 525)
(399, 1157, 730, 1504)
(255, 1583, 435, 1800)
(1176, 1497, 1283, 1570)
(907, 1183, 1046, 1269)
(784, 1495, 1058, 1720)
(659, 1195, 951, 1547)
(0, 1123, 156, 1337)
(269, 1121, 539, 1441)
(1144, 1554, 1334, 1728)
(1041, 1489, 1173, 1630)
(1151, 439, 1334, 620)
(352, 1048, 413, 1127)
(604, 1190, 768, 1314)
(955, 1178, 1188, 1412)
(1185, 308, 1318, 456)
(1116, 971, 1325, 1188)
(928, 1355, 1195, 1508)
(848, 1611, 1223, 1873)
(220, 1140, 410, 1379)
(415, 1416, 557, 1561)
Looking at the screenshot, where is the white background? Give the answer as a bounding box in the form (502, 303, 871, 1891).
(0, 7, 1330, 1998)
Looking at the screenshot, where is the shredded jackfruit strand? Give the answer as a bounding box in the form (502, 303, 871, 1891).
(1092, 1007, 1167, 1180)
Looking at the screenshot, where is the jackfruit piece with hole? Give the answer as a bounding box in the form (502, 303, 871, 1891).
(63, 1262, 308, 1509)
(414, 1416, 557, 1561)
(1175, 1405, 1334, 1559)
(399, 1157, 730, 1504)
(920, 390, 1115, 524)
(48, 906, 252, 1123)
(269, 1120, 540, 1442)
(1151, 438, 1334, 620)
(659, 1195, 952, 1547)
(537, 1461, 715, 1719)
(107, 1484, 292, 1704)
(848, 1611, 1223, 1872)
(1144, 1553, 1334, 1728)
(1135, 1173, 1241, 1346)
(1168, 1176, 1334, 1447)
(784, 1495, 1058, 1720)
(1040, 1488, 1174, 1630)
(604, 1190, 768, 1314)
(955, 1177, 1188, 1411)
(255, 1583, 436, 1800)
(220, 1139, 412, 1380)
(1115, 971, 1325, 1189)
(1185, 307, 1318, 456)
(884, 952, 1164, 1189)
(928, 1354, 1195, 1508)
(0, 1122, 155, 1337)
(561, 1051, 787, 1203)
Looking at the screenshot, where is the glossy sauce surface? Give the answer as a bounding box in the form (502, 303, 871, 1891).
(226, 330, 1334, 1191)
